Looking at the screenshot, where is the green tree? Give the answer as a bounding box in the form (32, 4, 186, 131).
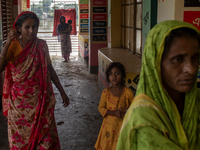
(42, 0, 51, 13)
(31, 2, 43, 19)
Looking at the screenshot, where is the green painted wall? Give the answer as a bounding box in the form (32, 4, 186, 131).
(142, 0, 157, 53)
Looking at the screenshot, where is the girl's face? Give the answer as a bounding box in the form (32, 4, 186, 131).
(161, 36, 199, 95)
(109, 67, 123, 86)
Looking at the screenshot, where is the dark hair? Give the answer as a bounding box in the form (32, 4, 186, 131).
(163, 27, 200, 57)
(68, 20, 72, 24)
(105, 62, 126, 84)
(15, 13, 39, 34)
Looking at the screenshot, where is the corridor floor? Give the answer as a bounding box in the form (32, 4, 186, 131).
(0, 55, 103, 150)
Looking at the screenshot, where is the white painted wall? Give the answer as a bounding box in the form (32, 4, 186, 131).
(157, 0, 175, 23)
(157, 0, 200, 23)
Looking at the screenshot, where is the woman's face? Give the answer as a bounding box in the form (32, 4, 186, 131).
(61, 17, 65, 23)
(18, 17, 38, 42)
(161, 36, 199, 94)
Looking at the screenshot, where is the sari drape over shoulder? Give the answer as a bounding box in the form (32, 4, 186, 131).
(3, 38, 60, 150)
(2, 11, 61, 150)
(117, 21, 200, 150)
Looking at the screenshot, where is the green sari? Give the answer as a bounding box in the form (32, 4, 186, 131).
(116, 20, 200, 150)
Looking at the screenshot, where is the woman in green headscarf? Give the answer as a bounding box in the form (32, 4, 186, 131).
(116, 20, 200, 150)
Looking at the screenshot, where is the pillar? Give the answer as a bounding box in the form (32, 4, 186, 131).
(89, 0, 108, 73)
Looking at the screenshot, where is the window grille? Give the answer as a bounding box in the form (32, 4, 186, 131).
(121, 0, 142, 56)
(1, 0, 13, 45)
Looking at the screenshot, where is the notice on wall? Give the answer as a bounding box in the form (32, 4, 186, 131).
(93, 21, 107, 27)
(93, 0, 107, 6)
(91, 0, 107, 42)
(80, 9, 89, 13)
(93, 35, 107, 41)
(93, 7, 107, 13)
(81, 24, 89, 28)
(81, 29, 89, 33)
(80, 0, 88, 4)
(79, 0, 89, 34)
(184, 11, 200, 30)
(80, 4, 89, 9)
(93, 28, 107, 34)
(93, 14, 107, 20)
(184, 0, 200, 7)
(80, 14, 89, 19)
(81, 19, 89, 23)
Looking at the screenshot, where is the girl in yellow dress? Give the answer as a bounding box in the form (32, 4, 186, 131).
(95, 62, 134, 150)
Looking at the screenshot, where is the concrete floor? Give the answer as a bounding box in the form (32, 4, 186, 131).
(0, 54, 103, 150)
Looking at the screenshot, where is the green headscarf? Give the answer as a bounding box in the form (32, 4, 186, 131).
(136, 20, 200, 149)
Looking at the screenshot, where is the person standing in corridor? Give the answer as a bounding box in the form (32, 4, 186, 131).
(56, 16, 72, 62)
(95, 62, 134, 150)
(0, 11, 69, 149)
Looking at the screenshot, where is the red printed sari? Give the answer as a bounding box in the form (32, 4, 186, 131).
(2, 11, 61, 150)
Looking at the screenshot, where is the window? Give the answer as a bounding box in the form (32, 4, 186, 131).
(1, 0, 13, 45)
(121, 0, 142, 56)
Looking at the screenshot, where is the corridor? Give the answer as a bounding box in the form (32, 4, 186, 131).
(0, 55, 103, 150)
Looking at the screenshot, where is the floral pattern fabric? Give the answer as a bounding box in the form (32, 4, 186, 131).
(95, 87, 134, 150)
(60, 32, 72, 60)
(3, 38, 60, 150)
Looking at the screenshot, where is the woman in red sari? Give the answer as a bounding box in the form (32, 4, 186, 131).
(0, 11, 69, 150)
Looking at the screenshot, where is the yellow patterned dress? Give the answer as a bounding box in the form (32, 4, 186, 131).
(95, 87, 134, 150)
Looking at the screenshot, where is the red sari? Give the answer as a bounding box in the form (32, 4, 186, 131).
(2, 11, 61, 150)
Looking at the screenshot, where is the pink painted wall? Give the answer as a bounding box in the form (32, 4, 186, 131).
(89, 44, 107, 66)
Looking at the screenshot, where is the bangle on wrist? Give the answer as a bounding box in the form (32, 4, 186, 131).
(0, 54, 7, 61)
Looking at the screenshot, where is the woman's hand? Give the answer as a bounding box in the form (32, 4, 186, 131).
(61, 92, 70, 107)
(7, 29, 17, 44)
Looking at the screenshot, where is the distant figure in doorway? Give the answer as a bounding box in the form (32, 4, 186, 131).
(95, 62, 134, 150)
(56, 16, 72, 62)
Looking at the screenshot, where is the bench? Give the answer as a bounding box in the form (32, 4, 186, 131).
(98, 47, 141, 95)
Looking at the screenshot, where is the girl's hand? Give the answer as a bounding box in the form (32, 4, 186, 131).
(115, 107, 127, 118)
(122, 107, 128, 114)
(114, 110, 121, 118)
(61, 93, 70, 107)
(7, 29, 17, 43)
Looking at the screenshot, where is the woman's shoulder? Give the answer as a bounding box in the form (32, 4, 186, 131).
(37, 39, 47, 46)
(57, 23, 61, 27)
(130, 94, 162, 112)
(38, 38, 46, 43)
(121, 94, 171, 132)
(10, 40, 20, 46)
(9, 40, 20, 50)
